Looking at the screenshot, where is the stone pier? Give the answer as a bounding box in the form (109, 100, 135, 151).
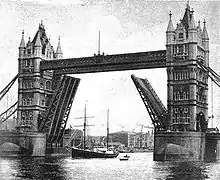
(154, 132, 206, 161)
(0, 131, 46, 156)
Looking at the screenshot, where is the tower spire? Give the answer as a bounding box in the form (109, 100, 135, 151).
(56, 36, 62, 53)
(189, 9, 196, 29)
(202, 19, 209, 39)
(39, 20, 44, 29)
(56, 36, 63, 59)
(19, 30, 26, 48)
(98, 30, 100, 55)
(166, 11, 174, 32)
(186, 0, 190, 10)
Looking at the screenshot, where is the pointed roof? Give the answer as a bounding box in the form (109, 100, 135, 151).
(197, 21, 202, 31)
(186, 1, 190, 10)
(182, 3, 191, 31)
(166, 11, 174, 32)
(202, 20, 209, 39)
(32, 20, 49, 48)
(56, 36, 62, 54)
(189, 10, 196, 29)
(19, 30, 25, 48)
(27, 37, 31, 46)
(34, 31, 42, 47)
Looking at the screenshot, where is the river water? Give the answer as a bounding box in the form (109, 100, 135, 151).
(0, 152, 220, 180)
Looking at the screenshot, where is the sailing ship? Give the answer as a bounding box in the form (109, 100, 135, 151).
(71, 106, 119, 158)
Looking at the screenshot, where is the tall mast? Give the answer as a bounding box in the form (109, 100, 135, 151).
(83, 104, 87, 150)
(211, 80, 214, 128)
(98, 30, 100, 55)
(74, 104, 94, 149)
(107, 109, 109, 149)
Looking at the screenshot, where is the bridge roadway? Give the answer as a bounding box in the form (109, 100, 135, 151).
(40, 50, 166, 74)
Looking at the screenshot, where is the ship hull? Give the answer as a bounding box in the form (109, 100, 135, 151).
(72, 147, 119, 158)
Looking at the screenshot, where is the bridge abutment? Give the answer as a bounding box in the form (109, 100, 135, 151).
(0, 131, 46, 157)
(205, 133, 220, 161)
(154, 132, 206, 161)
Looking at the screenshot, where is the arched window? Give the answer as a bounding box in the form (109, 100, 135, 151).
(184, 108, 188, 113)
(46, 81, 51, 90)
(174, 92, 176, 100)
(179, 33, 183, 39)
(183, 92, 186, 100)
(26, 98, 30, 105)
(178, 45, 184, 53)
(22, 112, 26, 120)
(29, 112, 33, 120)
(174, 108, 178, 113)
(177, 92, 180, 100)
(40, 82, 44, 89)
(23, 99, 26, 106)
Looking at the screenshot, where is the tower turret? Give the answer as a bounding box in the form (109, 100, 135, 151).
(19, 30, 26, 58)
(166, 11, 175, 45)
(17, 21, 55, 132)
(55, 36, 63, 59)
(202, 20, 209, 66)
(188, 10, 197, 60)
(166, 3, 209, 132)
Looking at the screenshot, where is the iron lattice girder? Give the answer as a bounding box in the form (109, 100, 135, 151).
(65, 129, 80, 147)
(0, 101, 18, 125)
(40, 50, 167, 74)
(198, 61, 220, 88)
(39, 76, 80, 144)
(131, 75, 167, 130)
(0, 74, 18, 102)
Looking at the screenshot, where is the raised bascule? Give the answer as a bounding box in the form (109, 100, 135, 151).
(0, 3, 220, 161)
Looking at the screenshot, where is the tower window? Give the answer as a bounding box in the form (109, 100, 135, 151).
(174, 108, 178, 113)
(184, 108, 188, 113)
(177, 92, 180, 100)
(179, 33, 183, 39)
(183, 92, 186, 100)
(27, 48, 31, 54)
(22, 112, 26, 120)
(40, 82, 44, 89)
(23, 99, 26, 105)
(178, 45, 184, 53)
(46, 81, 51, 90)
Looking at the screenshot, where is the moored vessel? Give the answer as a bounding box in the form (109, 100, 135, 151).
(71, 107, 119, 158)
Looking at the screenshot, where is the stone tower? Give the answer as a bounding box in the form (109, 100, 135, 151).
(166, 3, 209, 132)
(17, 21, 63, 132)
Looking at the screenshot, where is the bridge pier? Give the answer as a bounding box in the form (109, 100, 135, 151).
(205, 133, 220, 161)
(154, 132, 206, 161)
(0, 131, 46, 157)
(154, 132, 220, 161)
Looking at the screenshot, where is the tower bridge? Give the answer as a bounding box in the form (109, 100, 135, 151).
(1, 2, 220, 161)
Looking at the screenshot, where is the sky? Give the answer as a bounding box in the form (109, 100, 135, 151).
(1, 0, 220, 135)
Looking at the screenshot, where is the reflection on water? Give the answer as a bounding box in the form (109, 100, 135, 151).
(0, 153, 220, 180)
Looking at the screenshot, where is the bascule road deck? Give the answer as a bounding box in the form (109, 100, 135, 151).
(40, 50, 166, 74)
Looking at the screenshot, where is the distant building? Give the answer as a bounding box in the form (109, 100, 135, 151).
(109, 131, 128, 147)
(128, 132, 136, 147)
(110, 130, 154, 149)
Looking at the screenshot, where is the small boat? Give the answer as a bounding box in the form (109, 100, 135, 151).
(119, 154, 130, 161)
(71, 107, 119, 158)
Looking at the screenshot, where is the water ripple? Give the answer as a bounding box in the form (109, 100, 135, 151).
(0, 153, 219, 180)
